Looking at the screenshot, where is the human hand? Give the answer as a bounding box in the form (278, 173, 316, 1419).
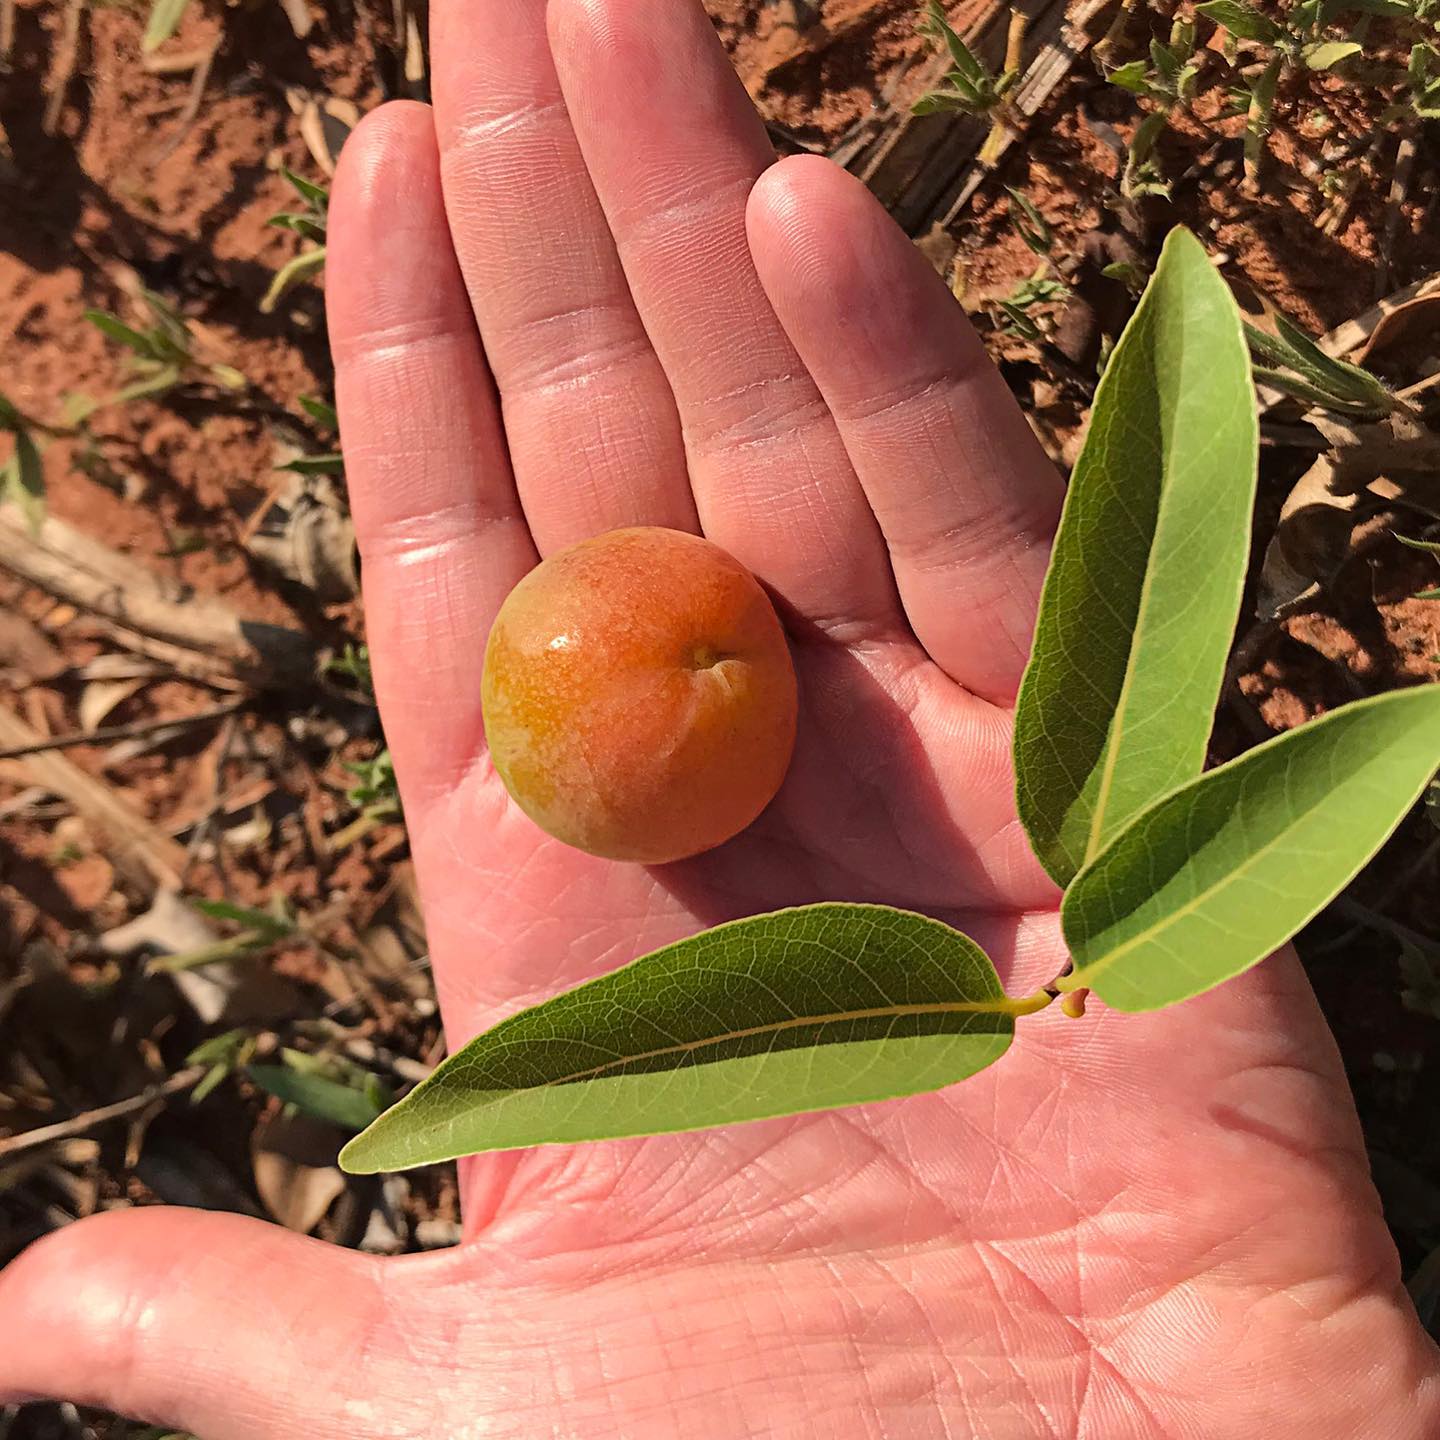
(4, 1, 1437, 1434)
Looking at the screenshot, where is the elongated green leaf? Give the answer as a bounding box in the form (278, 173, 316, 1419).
(1196, 0, 1282, 42)
(276, 452, 344, 475)
(85, 309, 158, 359)
(1272, 312, 1393, 410)
(280, 167, 330, 213)
(112, 363, 183, 405)
(249, 1065, 384, 1133)
(341, 904, 1027, 1172)
(298, 394, 338, 430)
(1013, 228, 1257, 886)
(260, 246, 327, 314)
(143, 0, 191, 51)
(1107, 60, 1153, 94)
(10, 428, 45, 534)
(192, 897, 293, 937)
(924, 0, 988, 83)
(1305, 39, 1363, 69)
(1063, 685, 1440, 1012)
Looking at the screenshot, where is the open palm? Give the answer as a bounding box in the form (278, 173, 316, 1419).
(4, 0, 1437, 1435)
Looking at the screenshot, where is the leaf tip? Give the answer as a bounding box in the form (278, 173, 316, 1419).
(337, 1127, 383, 1175)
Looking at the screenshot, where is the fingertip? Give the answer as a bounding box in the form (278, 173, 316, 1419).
(748, 153, 945, 327)
(747, 152, 854, 232)
(547, 0, 657, 74)
(332, 100, 437, 229)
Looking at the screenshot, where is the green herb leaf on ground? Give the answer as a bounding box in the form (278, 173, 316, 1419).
(250, 1064, 387, 1133)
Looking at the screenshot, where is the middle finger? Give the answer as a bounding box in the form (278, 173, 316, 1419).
(548, 0, 902, 637)
(431, 0, 698, 551)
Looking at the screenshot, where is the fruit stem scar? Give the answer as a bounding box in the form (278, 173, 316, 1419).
(689, 644, 730, 669)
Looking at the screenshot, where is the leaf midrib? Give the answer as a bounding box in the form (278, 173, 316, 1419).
(1072, 706, 1412, 983)
(1082, 298, 1190, 866)
(467, 995, 1026, 1094)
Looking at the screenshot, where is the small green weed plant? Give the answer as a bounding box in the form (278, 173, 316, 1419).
(85, 287, 246, 402)
(339, 231, 1440, 1174)
(262, 169, 329, 315)
(918, 0, 1440, 198)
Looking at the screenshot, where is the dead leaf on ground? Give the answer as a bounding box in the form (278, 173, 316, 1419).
(245, 471, 357, 601)
(251, 1109, 347, 1233)
(0, 608, 65, 684)
(78, 676, 145, 733)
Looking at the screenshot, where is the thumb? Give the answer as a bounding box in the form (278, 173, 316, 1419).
(0, 1206, 398, 1438)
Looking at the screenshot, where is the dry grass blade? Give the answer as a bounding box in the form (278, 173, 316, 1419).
(0, 706, 190, 889)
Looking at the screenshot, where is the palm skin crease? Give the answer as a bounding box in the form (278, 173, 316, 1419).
(2, 1, 1439, 1436)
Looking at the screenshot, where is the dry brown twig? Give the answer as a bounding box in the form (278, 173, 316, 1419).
(41, 0, 84, 135)
(0, 506, 315, 689)
(0, 0, 16, 65)
(0, 698, 245, 762)
(150, 37, 221, 165)
(1376, 129, 1418, 301)
(0, 1067, 206, 1163)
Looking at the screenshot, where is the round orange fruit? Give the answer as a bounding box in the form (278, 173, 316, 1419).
(481, 527, 798, 864)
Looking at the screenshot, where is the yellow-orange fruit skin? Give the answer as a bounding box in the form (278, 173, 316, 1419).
(481, 527, 798, 864)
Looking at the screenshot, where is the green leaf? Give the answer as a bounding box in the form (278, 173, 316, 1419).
(1304, 39, 1363, 68)
(61, 391, 99, 425)
(280, 166, 330, 213)
(1245, 55, 1281, 177)
(912, 91, 957, 115)
(1128, 109, 1168, 166)
(85, 309, 158, 359)
(143, 0, 191, 51)
(1107, 59, 1154, 94)
(208, 363, 247, 391)
(298, 394, 339, 430)
(1005, 186, 1052, 256)
(1249, 364, 1374, 414)
(268, 213, 328, 243)
(923, 0, 989, 83)
(191, 897, 293, 938)
(140, 288, 191, 355)
(9, 428, 45, 534)
(1397, 533, 1440, 555)
(276, 452, 344, 475)
(111, 362, 183, 405)
(249, 1064, 385, 1133)
(259, 246, 327, 315)
(340, 904, 1028, 1172)
(1246, 317, 1394, 412)
(1062, 685, 1440, 1012)
(1013, 229, 1257, 887)
(1196, 0, 1283, 42)
(1151, 39, 1181, 82)
(187, 1027, 253, 1066)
